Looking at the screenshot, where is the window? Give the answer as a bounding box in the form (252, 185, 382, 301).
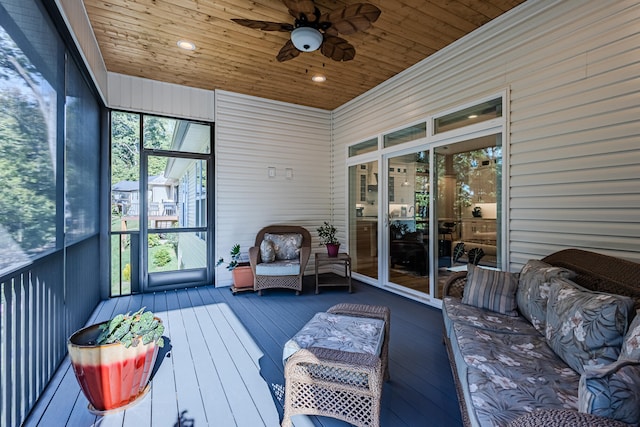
(349, 137, 378, 156)
(434, 97, 502, 134)
(383, 122, 426, 148)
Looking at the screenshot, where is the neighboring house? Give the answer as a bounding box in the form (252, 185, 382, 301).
(111, 176, 176, 216)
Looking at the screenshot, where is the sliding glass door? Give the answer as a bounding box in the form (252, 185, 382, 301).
(386, 151, 430, 295)
(347, 95, 505, 305)
(431, 134, 502, 299)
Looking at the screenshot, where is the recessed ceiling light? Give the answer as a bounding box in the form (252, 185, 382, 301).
(311, 74, 326, 83)
(468, 114, 478, 119)
(177, 40, 196, 51)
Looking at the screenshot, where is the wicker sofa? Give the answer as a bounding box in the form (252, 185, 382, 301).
(442, 249, 640, 427)
(248, 225, 311, 295)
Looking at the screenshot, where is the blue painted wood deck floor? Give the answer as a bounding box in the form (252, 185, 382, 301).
(24, 276, 463, 427)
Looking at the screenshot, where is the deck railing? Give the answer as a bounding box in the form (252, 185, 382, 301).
(1, 237, 101, 427)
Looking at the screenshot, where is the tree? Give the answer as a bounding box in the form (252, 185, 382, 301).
(0, 29, 56, 254)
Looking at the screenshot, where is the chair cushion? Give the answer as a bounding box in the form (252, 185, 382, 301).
(264, 233, 302, 260)
(283, 312, 385, 363)
(260, 239, 276, 263)
(462, 264, 519, 316)
(516, 259, 575, 334)
(255, 260, 300, 276)
(546, 278, 634, 374)
(578, 359, 640, 425)
(620, 310, 640, 361)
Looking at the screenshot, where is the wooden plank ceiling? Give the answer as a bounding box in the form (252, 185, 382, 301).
(83, 0, 526, 110)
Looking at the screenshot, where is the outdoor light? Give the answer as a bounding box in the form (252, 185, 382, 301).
(291, 27, 323, 52)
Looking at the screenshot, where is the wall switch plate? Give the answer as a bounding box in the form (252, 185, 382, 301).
(285, 168, 293, 179)
(268, 167, 276, 178)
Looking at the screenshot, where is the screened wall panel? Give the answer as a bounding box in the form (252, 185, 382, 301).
(65, 56, 100, 244)
(0, 1, 104, 425)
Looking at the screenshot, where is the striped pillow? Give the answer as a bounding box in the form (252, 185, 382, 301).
(462, 264, 519, 316)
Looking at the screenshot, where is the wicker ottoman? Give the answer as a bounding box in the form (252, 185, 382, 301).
(281, 303, 391, 427)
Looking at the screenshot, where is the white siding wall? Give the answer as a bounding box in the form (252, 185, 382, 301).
(214, 91, 332, 285)
(107, 73, 215, 121)
(332, 0, 640, 270)
(55, 0, 108, 104)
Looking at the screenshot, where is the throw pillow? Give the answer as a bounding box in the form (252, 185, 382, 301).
(516, 259, 575, 334)
(546, 278, 634, 374)
(578, 359, 640, 425)
(264, 233, 302, 260)
(620, 310, 640, 361)
(461, 264, 519, 316)
(260, 239, 275, 263)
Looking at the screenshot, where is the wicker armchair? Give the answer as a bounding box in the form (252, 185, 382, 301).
(248, 225, 311, 295)
(282, 303, 390, 427)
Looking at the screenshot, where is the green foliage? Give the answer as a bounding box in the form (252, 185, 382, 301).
(317, 221, 339, 245)
(216, 243, 243, 271)
(153, 247, 172, 266)
(0, 33, 56, 254)
(96, 307, 164, 348)
(148, 233, 161, 247)
(122, 263, 131, 281)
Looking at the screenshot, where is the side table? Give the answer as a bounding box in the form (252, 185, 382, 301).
(315, 252, 352, 294)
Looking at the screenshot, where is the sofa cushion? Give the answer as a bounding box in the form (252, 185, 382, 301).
(546, 278, 634, 374)
(260, 239, 276, 263)
(578, 359, 640, 425)
(264, 233, 302, 260)
(462, 264, 519, 316)
(620, 310, 640, 361)
(516, 259, 576, 334)
(450, 318, 581, 426)
(443, 297, 539, 336)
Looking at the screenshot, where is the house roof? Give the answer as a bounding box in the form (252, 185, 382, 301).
(83, 0, 526, 110)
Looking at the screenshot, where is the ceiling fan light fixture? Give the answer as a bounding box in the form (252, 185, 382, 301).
(291, 27, 323, 52)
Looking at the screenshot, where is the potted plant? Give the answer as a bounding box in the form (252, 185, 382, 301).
(67, 307, 164, 414)
(317, 221, 340, 257)
(216, 243, 254, 290)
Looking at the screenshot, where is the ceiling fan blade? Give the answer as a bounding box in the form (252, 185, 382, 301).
(277, 40, 301, 62)
(231, 19, 293, 32)
(321, 3, 381, 35)
(282, 0, 317, 22)
(321, 36, 355, 62)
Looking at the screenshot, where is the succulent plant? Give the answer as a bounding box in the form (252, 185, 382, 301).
(96, 307, 164, 348)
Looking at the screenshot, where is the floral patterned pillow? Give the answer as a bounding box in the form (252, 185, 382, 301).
(264, 233, 302, 260)
(578, 359, 640, 425)
(516, 259, 575, 334)
(620, 310, 640, 361)
(546, 278, 634, 374)
(260, 239, 276, 263)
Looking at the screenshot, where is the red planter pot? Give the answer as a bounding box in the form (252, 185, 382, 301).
(67, 320, 161, 413)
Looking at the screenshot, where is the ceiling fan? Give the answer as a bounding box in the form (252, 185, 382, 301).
(232, 0, 381, 62)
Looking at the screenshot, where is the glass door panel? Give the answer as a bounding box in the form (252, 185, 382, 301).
(145, 155, 208, 283)
(433, 134, 502, 299)
(348, 161, 379, 280)
(386, 151, 430, 295)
